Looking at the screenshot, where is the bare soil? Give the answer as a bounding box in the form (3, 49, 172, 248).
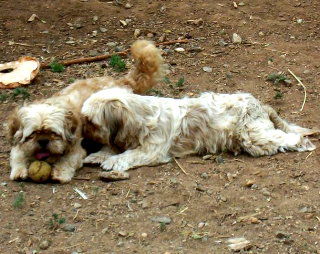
(1, 0, 320, 253)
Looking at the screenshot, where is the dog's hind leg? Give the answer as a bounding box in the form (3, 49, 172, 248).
(263, 105, 319, 136)
(240, 127, 315, 157)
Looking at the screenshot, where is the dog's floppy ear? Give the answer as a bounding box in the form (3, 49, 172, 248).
(6, 108, 22, 145)
(106, 99, 143, 149)
(64, 110, 80, 142)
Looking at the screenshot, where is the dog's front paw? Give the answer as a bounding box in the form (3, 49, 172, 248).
(101, 156, 130, 172)
(84, 152, 107, 164)
(10, 168, 28, 181)
(51, 168, 73, 184)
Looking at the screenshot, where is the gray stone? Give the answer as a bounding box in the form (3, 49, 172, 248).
(99, 27, 107, 33)
(150, 216, 172, 224)
(62, 224, 76, 232)
(106, 42, 117, 47)
(200, 172, 209, 179)
(219, 39, 228, 47)
(89, 50, 99, 56)
(39, 240, 50, 250)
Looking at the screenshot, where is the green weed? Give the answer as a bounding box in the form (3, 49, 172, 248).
(49, 61, 65, 73)
(174, 77, 185, 87)
(49, 213, 66, 229)
(267, 73, 289, 84)
(274, 91, 283, 99)
(13, 192, 25, 208)
(109, 55, 126, 72)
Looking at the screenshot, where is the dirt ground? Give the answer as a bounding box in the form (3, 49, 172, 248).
(1, 0, 320, 253)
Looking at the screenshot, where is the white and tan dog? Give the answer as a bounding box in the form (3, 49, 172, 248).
(82, 87, 316, 174)
(7, 40, 164, 183)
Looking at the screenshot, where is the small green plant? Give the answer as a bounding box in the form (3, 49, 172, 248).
(49, 213, 66, 229)
(12, 88, 30, 99)
(159, 222, 166, 232)
(0, 93, 9, 102)
(49, 61, 65, 73)
(13, 192, 25, 208)
(267, 73, 289, 84)
(147, 88, 164, 97)
(67, 78, 76, 84)
(274, 91, 283, 99)
(174, 77, 185, 87)
(191, 233, 203, 240)
(163, 77, 171, 84)
(109, 55, 126, 72)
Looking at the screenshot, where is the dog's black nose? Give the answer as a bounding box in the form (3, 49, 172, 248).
(38, 139, 49, 148)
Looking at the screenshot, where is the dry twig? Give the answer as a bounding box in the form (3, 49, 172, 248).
(41, 39, 189, 68)
(173, 158, 188, 175)
(287, 68, 307, 111)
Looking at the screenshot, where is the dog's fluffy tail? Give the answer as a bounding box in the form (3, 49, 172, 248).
(118, 40, 165, 93)
(264, 105, 318, 136)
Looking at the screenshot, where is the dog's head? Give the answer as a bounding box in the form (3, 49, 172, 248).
(7, 103, 80, 161)
(81, 88, 151, 150)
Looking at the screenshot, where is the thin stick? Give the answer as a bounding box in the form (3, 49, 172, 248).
(41, 39, 189, 68)
(305, 152, 313, 160)
(173, 158, 188, 175)
(288, 69, 307, 111)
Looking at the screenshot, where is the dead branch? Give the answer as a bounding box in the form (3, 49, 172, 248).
(41, 39, 189, 69)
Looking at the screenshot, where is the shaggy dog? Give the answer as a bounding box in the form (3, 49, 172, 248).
(82, 87, 316, 174)
(7, 40, 164, 183)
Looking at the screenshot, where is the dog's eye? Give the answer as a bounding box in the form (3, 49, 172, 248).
(25, 132, 36, 141)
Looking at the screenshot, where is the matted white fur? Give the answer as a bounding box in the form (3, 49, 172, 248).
(82, 87, 316, 173)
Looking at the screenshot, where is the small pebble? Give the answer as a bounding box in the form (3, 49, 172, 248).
(62, 224, 76, 232)
(100, 27, 107, 33)
(174, 47, 185, 52)
(119, 20, 127, 27)
(218, 39, 228, 46)
(92, 30, 98, 37)
(261, 188, 271, 196)
(107, 42, 117, 47)
(296, 18, 303, 24)
(125, 3, 132, 9)
(74, 203, 82, 209)
(134, 29, 141, 38)
(227, 237, 251, 251)
(102, 227, 109, 234)
(244, 180, 254, 188)
(198, 222, 206, 228)
(89, 50, 99, 56)
(141, 232, 148, 238)
(39, 240, 50, 250)
(200, 172, 209, 179)
(203, 66, 213, 73)
(118, 231, 127, 237)
(232, 33, 242, 44)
